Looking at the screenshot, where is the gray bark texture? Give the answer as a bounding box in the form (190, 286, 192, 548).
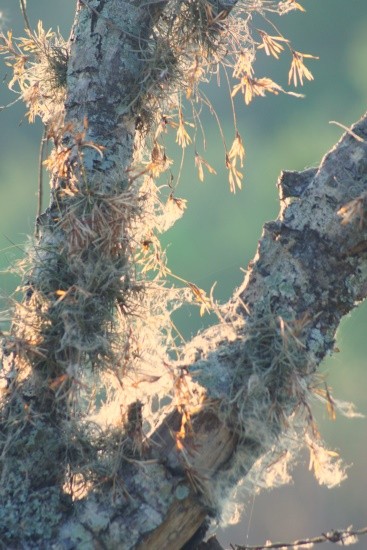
(1, 1, 367, 549)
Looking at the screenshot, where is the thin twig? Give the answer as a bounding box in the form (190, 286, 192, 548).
(19, 0, 33, 35)
(329, 120, 365, 142)
(35, 126, 47, 238)
(0, 96, 22, 112)
(231, 526, 367, 550)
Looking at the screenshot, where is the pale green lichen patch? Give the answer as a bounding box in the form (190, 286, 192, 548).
(81, 501, 110, 533)
(175, 483, 190, 500)
(58, 522, 95, 549)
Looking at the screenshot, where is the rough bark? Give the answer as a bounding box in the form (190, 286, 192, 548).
(1, 0, 367, 548)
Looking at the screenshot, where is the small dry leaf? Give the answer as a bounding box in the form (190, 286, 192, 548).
(194, 152, 217, 182)
(233, 50, 254, 79)
(288, 50, 318, 86)
(225, 132, 245, 192)
(176, 109, 192, 148)
(228, 132, 245, 168)
(257, 30, 289, 59)
(226, 154, 243, 193)
(279, 0, 306, 13)
(232, 75, 283, 104)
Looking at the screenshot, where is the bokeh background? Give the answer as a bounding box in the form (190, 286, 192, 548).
(0, 1, 366, 548)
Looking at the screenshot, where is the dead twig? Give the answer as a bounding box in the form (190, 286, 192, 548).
(231, 525, 367, 549)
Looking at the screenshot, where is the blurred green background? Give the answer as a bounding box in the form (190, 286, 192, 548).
(0, 1, 366, 548)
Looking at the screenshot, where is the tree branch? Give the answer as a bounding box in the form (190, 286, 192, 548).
(133, 113, 367, 548)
